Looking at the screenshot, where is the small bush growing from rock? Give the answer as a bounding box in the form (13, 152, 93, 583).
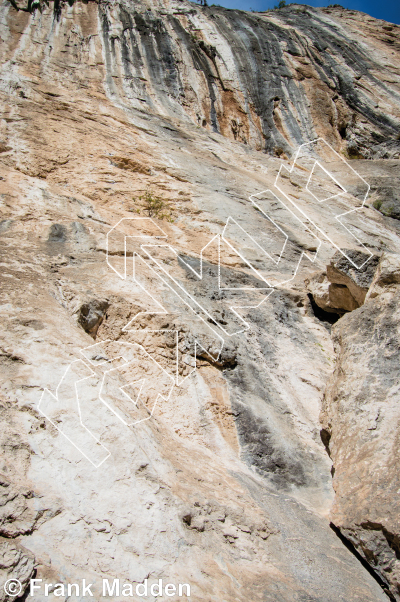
(7, 0, 90, 17)
(132, 188, 173, 221)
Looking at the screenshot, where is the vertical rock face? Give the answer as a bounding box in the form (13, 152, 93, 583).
(98, 0, 400, 158)
(306, 250, 381, 315)
(321, 255, 400, 601)
(0, 0, 399, 600)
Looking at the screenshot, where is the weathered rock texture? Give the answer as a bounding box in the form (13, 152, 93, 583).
(97, 0, 400, 158)
(306, 249, 381, 314)
(321, 254, 400, 601)
(0, 0, 399, 600)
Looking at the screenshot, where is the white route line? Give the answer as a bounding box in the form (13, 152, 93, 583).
(306, 160, 347, 203)
(248, 188, 322, 287)
(96, 341, 175, 427)
(141, 243, 272, 338)
(106, 217, 168, 280)
(39, 137, 374, 467)
(38, 361, 111, 468)
(132, 246, 225, 359)
(274, 137, 372, 269)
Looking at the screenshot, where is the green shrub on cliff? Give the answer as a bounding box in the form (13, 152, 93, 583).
(131, 189, 174, 222)
(6, 0, 94, 16)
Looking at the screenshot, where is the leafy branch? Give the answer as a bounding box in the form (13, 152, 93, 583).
(6, 0, 94, 15)
(131, 188, 174, 222)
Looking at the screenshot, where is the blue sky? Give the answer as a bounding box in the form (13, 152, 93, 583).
(206, 0, 400, 25)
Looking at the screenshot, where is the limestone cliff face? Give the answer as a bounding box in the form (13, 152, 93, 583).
(98, 0, 400, 159)
(2, 0, 400, 163)
(0, 1, 400, 601)
(320, 254, 400, 601)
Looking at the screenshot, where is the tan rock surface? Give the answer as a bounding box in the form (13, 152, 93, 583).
(307, 250, 381, 314)
(321, 261, 400, 600)
(0, 1, 399, 600)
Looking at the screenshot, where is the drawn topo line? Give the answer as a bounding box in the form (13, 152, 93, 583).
(38, 137, 374, 467)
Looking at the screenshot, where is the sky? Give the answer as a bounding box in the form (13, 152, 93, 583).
(204, 0, 400, 25)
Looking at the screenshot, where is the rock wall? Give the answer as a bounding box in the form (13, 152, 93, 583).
(321, 253, 400, 601)
(0, 0, 400, 600)
(101, 0, 400, 159)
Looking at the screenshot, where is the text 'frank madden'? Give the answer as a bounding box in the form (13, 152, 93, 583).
(30, 578, 191, 597)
